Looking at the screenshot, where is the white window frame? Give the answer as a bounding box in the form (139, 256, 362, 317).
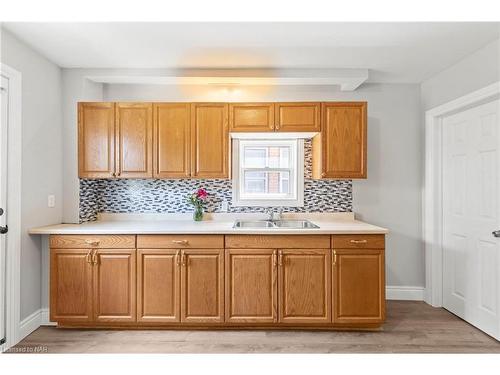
(232, 139, 304, 207)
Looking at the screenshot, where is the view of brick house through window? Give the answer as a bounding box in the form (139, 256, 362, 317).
(244, 146, 290, 195)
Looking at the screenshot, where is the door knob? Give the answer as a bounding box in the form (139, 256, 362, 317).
(0, 208, 4, 216)
(0, 225, 7, 234)
(493, 230, 500, 238)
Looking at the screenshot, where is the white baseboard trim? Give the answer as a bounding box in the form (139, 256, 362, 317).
(386, 286, 425, 301)
(18, 308, 56, 342)
(19, 309, 42, 340)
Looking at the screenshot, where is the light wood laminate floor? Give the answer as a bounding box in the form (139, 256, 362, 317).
(8, 301, 500, 353)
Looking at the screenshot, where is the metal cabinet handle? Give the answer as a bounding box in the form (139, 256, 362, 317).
(321, 172, 326, 178)
(175, 250, 181, 266)
(333, 250, 337, 266)
(85, 249, 93, 264)
(273, 250, 277, 267)
(278, 250, 283, 266)
(92, 250, 99, 265)
(172, 240, 189, 245)
(112, 172, 116, 177)
(350, 239, 368, 244)
(181, 251, 186, 267)
(493, 230, 500, 238)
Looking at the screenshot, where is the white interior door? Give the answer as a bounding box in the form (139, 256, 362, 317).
(443, 99, 500, 340)
(0, 75, 8, 345)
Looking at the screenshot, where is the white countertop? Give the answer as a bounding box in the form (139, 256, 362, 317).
(28, 212, 388, 235)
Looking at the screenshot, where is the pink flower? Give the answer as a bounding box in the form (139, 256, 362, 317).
(196, 188, 208, 200)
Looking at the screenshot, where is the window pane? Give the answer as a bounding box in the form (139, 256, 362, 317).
(242, 145, 290, 168)
(243, 148, 266, 168)
(242, 171, 290, 196)
(245, 179, 266, 194)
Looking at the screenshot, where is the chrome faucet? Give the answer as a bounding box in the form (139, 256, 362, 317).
(266, 208, 284, 221)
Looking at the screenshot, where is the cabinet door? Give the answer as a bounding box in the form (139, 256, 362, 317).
(78, 102, 115, 178)
(137, 249, 180, 323)
(319, 102, 367, 178)
(333, 249, 385, 324)
(279, 249, 331, 323)
(191, 103, 229, 178)
(116, 102, 153, 178)
(94, 249, 136, 323)
(153, 103, 191, 178)
(50, 249, 93, 322)
(181, 249, 224, 323)
(275, 102, 321, 132)
(229, 103, 275, 132)
(225, 249, 278, 323)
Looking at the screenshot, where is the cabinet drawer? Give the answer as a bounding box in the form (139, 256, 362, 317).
(225, 235, 330, 249)
(137, 235, 224, 249)
(50, 235, 136, 249)
(332, 234, 385, 249)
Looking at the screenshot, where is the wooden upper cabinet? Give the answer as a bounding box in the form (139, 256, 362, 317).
(313, 102, 367, 179)
(153, 103, 191, 178)
(275, 102, 321, 132)
(78, 102, 115, 178)
(225, 249, 278, 324)
(115, 103, 153, 178)
(229, 103, 275, 132)
(93, 249, 136, 323)
(78, 101, 368, 180)
(191, 103, 229, 178)
(332, 249, 385, 325)
(137, 249, 180, 323)
(50, 249, 93, 323)
(279, 249, 331, 324)
(181, 249, 224, 323)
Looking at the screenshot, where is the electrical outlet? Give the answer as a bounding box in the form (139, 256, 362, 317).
(48, 195, 56, 208)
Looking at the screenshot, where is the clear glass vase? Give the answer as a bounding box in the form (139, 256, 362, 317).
(193, 206, 203, 221)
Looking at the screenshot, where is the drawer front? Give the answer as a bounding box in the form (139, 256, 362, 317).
(225, 235, 330, 249)
(332, 234, 385, 249)
(137, 235, 224, 249)
(50, 235, 136, 249)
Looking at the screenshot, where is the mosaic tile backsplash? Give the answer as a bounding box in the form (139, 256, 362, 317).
(79, 140, 353, 222)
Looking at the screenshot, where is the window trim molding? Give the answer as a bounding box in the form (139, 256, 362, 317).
(232, 138, 304, 207)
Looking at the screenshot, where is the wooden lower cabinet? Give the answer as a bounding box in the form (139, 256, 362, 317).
(93, 249, 136, 323)
(279, 249, 331, 324)
(50, 248, 136, 324)
(225, 249, 278, 323)
(137, 249, 180, 323)
(50, 234, 386, 329)
(50, 249, 93, 323)
(332, 249, 385, 325)
(136, 248, 224, 324)
(181, 249, 224, 323)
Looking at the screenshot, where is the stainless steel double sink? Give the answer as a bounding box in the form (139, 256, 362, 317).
(233, 219, 319, 229)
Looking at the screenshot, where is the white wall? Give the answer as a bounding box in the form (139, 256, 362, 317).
(421, 38, 500, 110)
(61, 69, 103, 223)
(61, 73, 424, 288)
(0, 29, 63, 320)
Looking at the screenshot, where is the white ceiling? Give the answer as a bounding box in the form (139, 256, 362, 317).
(3, 22, 500, 83)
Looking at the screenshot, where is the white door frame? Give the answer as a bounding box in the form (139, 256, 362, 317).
(0, 63, 22, 351)
(424, 81, 500, 307)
